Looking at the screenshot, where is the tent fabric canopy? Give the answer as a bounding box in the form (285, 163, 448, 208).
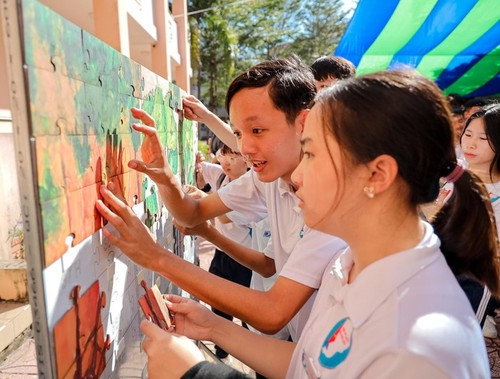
(335, 0, 500, 97)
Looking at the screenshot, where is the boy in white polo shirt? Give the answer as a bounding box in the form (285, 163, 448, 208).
(96, 57, 346, 340)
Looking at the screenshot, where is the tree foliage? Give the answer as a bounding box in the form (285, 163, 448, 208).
(279, 0, 350, 61)
(187, 0, 353, 112)
(188, 0, 237, 112)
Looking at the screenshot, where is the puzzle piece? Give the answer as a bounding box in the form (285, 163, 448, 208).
(23, 0, 84, 80)
(53, 282, 111, 379)
(28, 67, 83, 136)
(66, 182, 103, 248)
(138, 280, 172, 330)
(141, 66, 159, 102)
(40, 195, 71, 266)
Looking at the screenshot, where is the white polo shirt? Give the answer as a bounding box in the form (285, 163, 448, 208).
(287, 222, 489, 378)
(218, 170, 347, 340)
(201, 162, 252, 247)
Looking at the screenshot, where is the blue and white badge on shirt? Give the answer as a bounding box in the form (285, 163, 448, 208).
(319, 317, 353, 369)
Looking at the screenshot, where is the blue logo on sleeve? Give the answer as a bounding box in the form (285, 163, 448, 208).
(319, 317, 353, 369)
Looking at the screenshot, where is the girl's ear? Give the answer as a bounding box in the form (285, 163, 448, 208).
(366, 154, 399, 195)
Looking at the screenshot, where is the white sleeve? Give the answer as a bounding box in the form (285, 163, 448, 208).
(200, 162, 224, 189)
(280, 227, 347, 289)
(225, 210, 250, 226)
(223, 210, 251, 227)
(263, 237, 274, 259)
(218, 170, 268, 223)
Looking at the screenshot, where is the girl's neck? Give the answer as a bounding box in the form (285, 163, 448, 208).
(346, 208, 424, 284)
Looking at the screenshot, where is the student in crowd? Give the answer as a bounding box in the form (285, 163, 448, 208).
(138, 70, 497, 379)
(96, 57, 346, 342)
(310, 55, 356, 92)
(459, 103, 500, 337)
(193, 143, 253, 359)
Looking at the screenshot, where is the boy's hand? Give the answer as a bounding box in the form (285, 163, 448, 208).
(183, 95, 212, 123)
(129, 107, 173, 186)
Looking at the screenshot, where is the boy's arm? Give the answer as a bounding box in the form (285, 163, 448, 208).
(96, 186, 314, 335)
(183, 95, 239, 152)
(175, 220, 276, 278)
(130, 107, 229, 226)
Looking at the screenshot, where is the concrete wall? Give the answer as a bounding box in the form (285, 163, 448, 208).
(0, 112, 21, 261)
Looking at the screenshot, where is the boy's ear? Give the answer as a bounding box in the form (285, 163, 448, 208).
(366, 154, 399, 195)
(296, 109, 310, 134)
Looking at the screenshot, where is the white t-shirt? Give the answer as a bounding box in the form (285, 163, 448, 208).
(287, 222, 489, 378)
(201, 162, 251, 247)
(218, 170, 347, 340)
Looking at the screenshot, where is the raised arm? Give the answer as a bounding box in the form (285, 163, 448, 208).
(96, 185, 314, 334)
(129, 107, 229, 226)
(183, 95, 239, 152)
(174, 220, 276, 278)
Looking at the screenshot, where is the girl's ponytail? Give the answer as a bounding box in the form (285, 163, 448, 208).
(432, 166, 500, 297)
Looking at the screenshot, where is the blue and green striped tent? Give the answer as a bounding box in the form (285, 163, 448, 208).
(335, 0, 500, 97)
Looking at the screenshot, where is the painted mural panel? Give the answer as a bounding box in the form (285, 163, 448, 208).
(1, 0, 198, 377)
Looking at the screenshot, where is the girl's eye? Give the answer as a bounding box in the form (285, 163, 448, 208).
(252, 129, 263, 134)
(233, 131, 241, 138)
(480, 137, 489, 141)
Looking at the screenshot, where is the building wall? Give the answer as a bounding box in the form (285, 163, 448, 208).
(0, 113, 21, 260)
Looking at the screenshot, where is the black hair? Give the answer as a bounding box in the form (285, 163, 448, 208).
(225, 56, 316, 125)
(310, 56, 356, 81)
(446, 93, 465, 115)
(316, 70, 500, 296)
(220, 143, 241, 156)
(464, 97, 496, 111)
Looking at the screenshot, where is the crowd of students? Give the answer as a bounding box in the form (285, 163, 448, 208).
(95, 55, 499, 378)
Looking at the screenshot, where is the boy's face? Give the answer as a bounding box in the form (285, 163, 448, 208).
(229, 86, 303, 184)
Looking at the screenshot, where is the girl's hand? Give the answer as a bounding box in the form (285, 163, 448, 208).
(165, 294, 219, 342)
(141, 319, 204, 379)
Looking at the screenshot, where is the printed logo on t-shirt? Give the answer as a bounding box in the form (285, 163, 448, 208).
(319, 317, 353, 369)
